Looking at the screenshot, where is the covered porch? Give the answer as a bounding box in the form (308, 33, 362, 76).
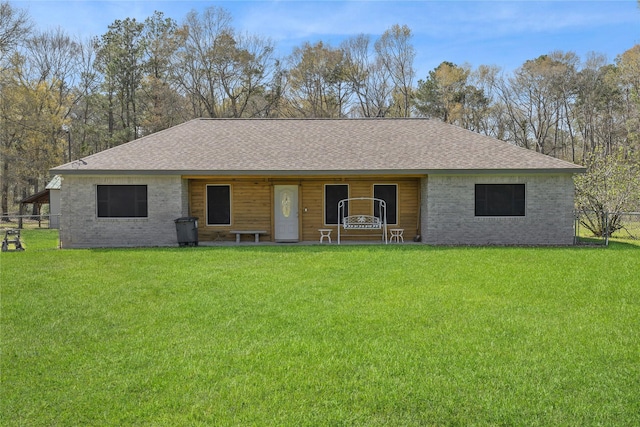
(186, 175, 423, 244)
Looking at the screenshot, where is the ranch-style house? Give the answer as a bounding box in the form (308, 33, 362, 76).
(51, 118, 585, 248)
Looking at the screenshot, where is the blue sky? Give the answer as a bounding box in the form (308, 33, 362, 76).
(15, 0, 640, 77)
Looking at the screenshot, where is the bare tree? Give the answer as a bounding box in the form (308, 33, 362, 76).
(341, 34, 393, 117)
(172, 7, 275, 119)
(576, 148, 640, 236)
(496, 53, 577, 157)
(214, 32, 275, 118)
(374, 24, 415, 117)
(0, 1, 31, 64)
(70, 38, 107, 155)
(24, 28, 80, 96)
(574, 53, 620, 161)
(173, 7, 233, 118)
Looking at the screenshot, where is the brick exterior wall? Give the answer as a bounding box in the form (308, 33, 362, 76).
(422, 174, 576, 245)
(59, 175, 188, 248)
(58, 173, 576, 247)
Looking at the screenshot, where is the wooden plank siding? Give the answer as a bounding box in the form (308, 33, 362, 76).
(190, 179, 272, 242)
(188, 176, 421, 242)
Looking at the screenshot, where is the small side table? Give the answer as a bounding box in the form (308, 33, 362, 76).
(389, 228, 404, 243)
(318, 228, 332, 243)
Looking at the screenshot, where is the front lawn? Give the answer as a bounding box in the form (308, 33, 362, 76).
(2, 230, 639, 425)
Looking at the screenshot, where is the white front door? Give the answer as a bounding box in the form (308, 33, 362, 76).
(274, 185, 299, 242)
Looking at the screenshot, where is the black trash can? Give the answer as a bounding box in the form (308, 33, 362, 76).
(174, 217, 199, 246)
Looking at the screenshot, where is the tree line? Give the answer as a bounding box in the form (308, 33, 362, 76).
(1, 1, 638, 227)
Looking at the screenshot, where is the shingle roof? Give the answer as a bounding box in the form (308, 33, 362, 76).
(51, 118, 585, 175)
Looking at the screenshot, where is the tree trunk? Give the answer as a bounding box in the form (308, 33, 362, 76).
(1, 161, 9, 222)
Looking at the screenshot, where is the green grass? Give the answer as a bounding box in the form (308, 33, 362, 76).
(2, 230, 639, 426)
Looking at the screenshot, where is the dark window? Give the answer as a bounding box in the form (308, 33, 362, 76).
(97, 185, 147, 218)
(374, 184, 398, 224)
(325, 184, 349, 225)
(475, 184, 525, 216)
(207, 185, 231, 225)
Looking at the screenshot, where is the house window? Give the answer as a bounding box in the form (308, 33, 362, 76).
(374, 184, 398, 224)
(325, 184, 348, 225)
(97, 185, 147, 218)
(475, 184, 525, 217)
(207, 185, 231, 225)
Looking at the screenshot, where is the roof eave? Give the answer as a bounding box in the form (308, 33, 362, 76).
(425, 167, 586, 175)
(50, 167, 586, 176)
(20, 189, 50, 204)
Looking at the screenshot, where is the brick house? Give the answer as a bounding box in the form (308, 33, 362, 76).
(50, 118, 585, 247)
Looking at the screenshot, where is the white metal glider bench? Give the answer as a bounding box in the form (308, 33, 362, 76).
(337, 198, 388, 244)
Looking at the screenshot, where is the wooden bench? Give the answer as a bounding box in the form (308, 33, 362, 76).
(230, 230, 268, 243)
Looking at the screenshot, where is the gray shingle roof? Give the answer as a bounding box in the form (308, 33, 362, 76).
(51, 118, 585, 175)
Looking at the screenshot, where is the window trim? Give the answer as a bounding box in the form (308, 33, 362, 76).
(96, 185, 148, 218)
(474, 183, 526, 217)
(324, 184, 349, 226)
(206, 184, 232, 226)
(373, 183, 398, 225)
